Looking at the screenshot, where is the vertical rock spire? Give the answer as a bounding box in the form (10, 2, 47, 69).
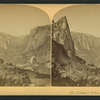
(52, 16, 76, 55)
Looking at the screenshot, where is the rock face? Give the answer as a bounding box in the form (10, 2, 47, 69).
(34, 37, 50, 64)
(52, 16, 75, 54)
(0, 25, 50, 68)
(52, 40, 69, 65)
(71, 32, 96, 51)
(71, 32, 100, 67)
(23, 25, 50, 65)
(24, 25, 50, 53)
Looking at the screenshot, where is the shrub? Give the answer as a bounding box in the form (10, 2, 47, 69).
(0, 64, 31, 86)
(52, 59, 100, 86)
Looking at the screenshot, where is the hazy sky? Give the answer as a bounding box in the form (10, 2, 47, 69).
(0, 5, 50, 36)
(53, 5, 100, 37)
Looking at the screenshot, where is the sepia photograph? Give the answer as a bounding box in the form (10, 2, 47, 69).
(1, 4, 100, 95)
(0, 4, 50, 86)
(52, 4, 100, 86)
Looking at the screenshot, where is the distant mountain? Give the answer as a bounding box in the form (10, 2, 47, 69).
(0, 25, 50, 68)
(71, 32, 100, 67)
(0, 32, 20, 50)
(22, 25, 50, 66)
(23, 25, 50, 53)
(71, 32, 100, 52)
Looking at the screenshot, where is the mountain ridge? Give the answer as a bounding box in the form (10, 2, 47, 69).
(71, 31, 100, 67)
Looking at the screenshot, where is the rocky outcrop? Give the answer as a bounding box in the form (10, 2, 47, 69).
(52, 40, 69, 65)
(34, 37, 50, 64)
(52, 16, 75, 55)
(22, 25, 50, 67)
(24, 25, 50, 53)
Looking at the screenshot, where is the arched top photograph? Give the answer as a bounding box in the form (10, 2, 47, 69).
(0, 4, 50, 86)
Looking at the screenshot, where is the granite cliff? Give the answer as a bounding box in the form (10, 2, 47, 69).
(71, 31, 100, 67)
